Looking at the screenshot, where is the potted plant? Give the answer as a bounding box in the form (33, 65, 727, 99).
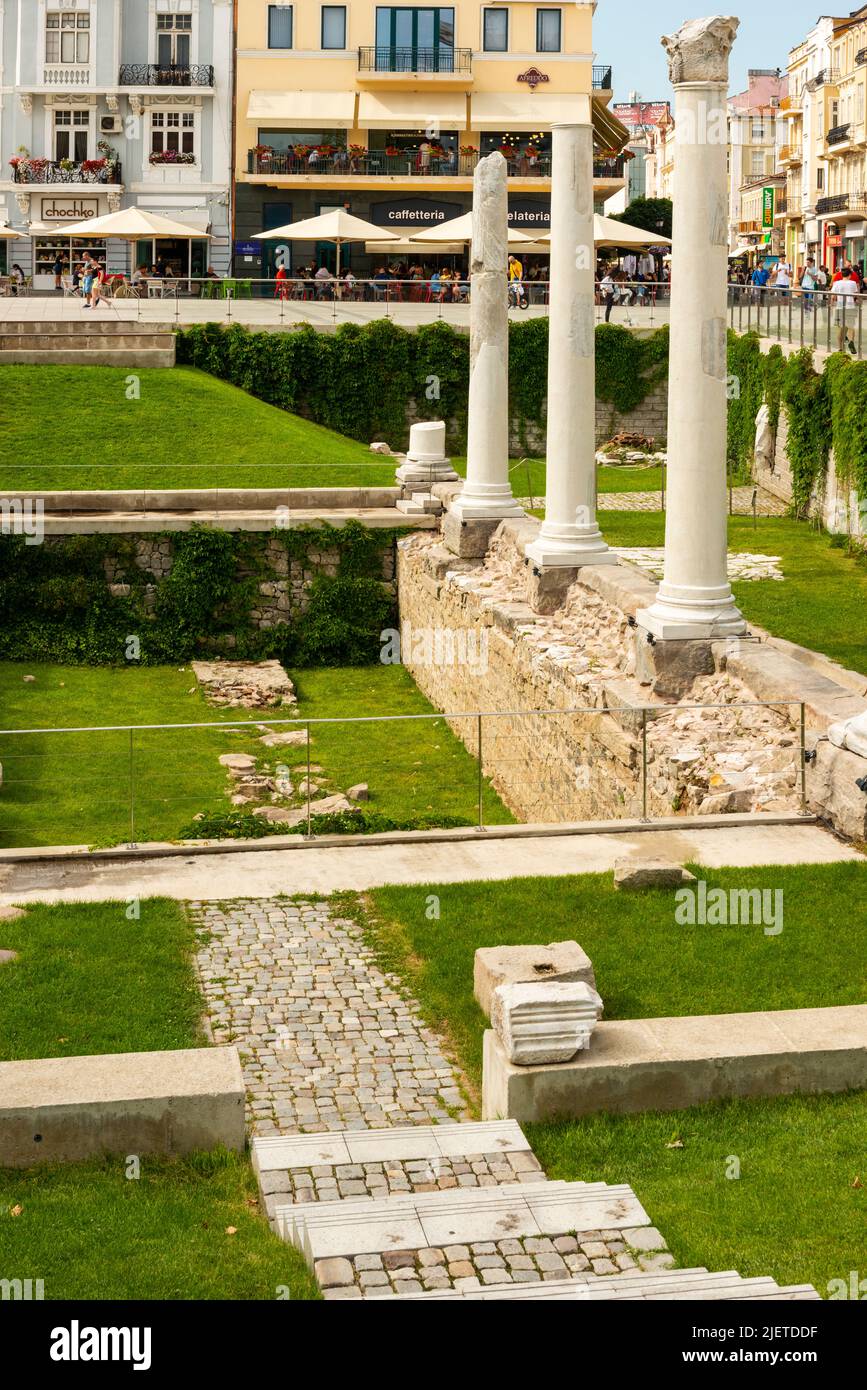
(459, 144, 478, 156)
(293, 144, 310, 160)
(498, 143, 516, 158)
(384, 145, 401, 157)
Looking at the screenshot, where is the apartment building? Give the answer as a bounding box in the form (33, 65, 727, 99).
(728, 69, 787, 256)
(233, 1, 628, 277)
(779, 14, 842, 270)
(0, 0, 233, 286)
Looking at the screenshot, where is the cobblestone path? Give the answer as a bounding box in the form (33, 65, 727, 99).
(191, 898, 468, 1137)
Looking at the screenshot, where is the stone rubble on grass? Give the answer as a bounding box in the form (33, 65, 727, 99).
(491, 981, 604, 1066)
(192, 659, 297, 709)
(0, 906, 25, 922)
(347, 783, 369, 802)
(615, 547, 784, 584)
(613, 860, 697, 891)
(259, 730, 308, 748)
(0, 950, 19, 965)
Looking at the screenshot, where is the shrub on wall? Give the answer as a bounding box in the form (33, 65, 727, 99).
(175, 320, 671, 453)
(779, 349, 831, 516)
(0, 522, 398, 668)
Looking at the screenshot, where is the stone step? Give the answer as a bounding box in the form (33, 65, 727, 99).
(276, 1179, 650, 1262)
(0, 319, 172, 336)
(252, 1119, 531, 1174)
(0, 334, 174, 351)
(385, 1268, 822, 1301)
(0, 349, 175, 367)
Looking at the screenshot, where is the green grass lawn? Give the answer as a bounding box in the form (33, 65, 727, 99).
(0, 365, 395, 491)
(0, 661, 511, 848)
(0, 899, 203, 1062)
(366, 863, 867, 1093)
(600, 512, 867, 677)
(531, 1093, 866, 1299)
(0, 1149, 319, 1300)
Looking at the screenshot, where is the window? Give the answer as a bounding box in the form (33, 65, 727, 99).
(54, 109, 90, 163)
(45, 11, 90, 65)
(817, 167, 825, 190)
(374, 8, 455, 69)
(156, 13, 192, 69)
(151, 111, 196, 157)
(321, 6, 346, 49)
(536, 9, 561, 53)
(483, 9, 508, 51)
(268, 5, 293, 48)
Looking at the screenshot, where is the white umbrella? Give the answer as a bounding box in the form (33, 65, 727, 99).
(0, 225, 24, 239)
(59, 208, 212, 240)
(411, 213, 543, 251)
(254, 208, 399, 278)
(537, 215, 671, 250)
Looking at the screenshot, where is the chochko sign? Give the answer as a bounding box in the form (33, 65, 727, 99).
(41, 197, 99, 221)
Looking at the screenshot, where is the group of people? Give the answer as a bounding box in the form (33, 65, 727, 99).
(598, 258, 669, 322)
(2, 263, 25, 295)
(734, 256, 864, 351)
(273, 259, 473, 303)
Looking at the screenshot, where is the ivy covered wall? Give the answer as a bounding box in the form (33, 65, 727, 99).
(0, 522, 400, 667)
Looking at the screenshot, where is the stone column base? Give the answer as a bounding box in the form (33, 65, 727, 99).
(395, 460, 460, 491)
(526, 562, 581, 615)
(634, 631, 717, 699)
(442, 511, 501, 559)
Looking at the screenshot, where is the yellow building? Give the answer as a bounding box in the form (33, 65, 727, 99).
(819, 6, 867, 270)
(233, 1, 627, 276)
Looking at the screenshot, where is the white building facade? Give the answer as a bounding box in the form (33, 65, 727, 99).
(0, 0, 232, 286)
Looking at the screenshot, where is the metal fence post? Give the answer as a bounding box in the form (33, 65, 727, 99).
(306, 721, 312, 837)
(477, 713, 484, 830)
(128, 726, 136, 848)
(641, 708, 649, 822)
(800, 702, 808, 816)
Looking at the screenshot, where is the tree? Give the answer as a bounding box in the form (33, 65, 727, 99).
(610, 197, 673, 240)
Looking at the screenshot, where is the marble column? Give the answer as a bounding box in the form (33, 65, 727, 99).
(526, 114, 614, 569)
(450, 152, 523, 522)
(637, 16, 747, 639)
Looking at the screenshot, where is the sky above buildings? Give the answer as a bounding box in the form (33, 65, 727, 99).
(596, 1, 833, 102)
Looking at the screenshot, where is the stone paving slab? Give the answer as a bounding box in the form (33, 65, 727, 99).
(190, 899, 469, 1137)
(253, 1119, 530, 1172)
(387, 1269, 821, 1301)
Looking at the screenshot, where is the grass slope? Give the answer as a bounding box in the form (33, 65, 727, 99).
(0, 1150, 319, 1300)
(0, 365, 393, 491)
(366, 863, 867, 1092)
(0, 899, 203, 1061)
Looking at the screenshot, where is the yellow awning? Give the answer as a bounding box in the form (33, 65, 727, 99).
(246, 90, 357, 125)
(592, 99, 631, 152)
(470, 92, 591, 131)
(357, 91, 468, 131)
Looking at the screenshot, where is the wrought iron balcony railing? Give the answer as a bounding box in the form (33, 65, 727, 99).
(248, 149, 555, 178)
(118, 63, 214, 87)
(357, 46, 472, 74)
(592, 65, 613, 89)
(807, 67, 840, 90)
(815, 192, 867, 215)
(11, 158, 122, 185)
(827, 123, 852, 146)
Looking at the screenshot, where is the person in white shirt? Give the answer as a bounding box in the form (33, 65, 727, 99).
(600, 270, 617, 322)
(798, 257, 817, 312)
(773, 259, 792, 294)
(833, 267, 859, 353)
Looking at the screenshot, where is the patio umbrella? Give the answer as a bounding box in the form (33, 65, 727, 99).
(254, 209, 400, 278)
(411, 213, 543, 252)
(58, 208, 211, 285)
(0, 225, 24, 239)
(536, 216, 671, 251)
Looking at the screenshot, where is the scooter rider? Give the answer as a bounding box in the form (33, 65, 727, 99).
(508, 253, 528, 308)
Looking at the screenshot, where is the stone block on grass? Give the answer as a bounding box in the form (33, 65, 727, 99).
(474, 941, 596, 1019)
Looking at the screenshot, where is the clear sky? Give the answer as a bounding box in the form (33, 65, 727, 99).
(594, 1, 835, 102)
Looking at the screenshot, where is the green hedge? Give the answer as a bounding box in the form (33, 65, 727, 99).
(175, 320, 670, 452)
(0, 522, 397, 667)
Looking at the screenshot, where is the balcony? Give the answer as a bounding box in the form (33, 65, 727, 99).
(807, 67, 840, 91)
(247, 148, 552, 180)
(357, 46, 472, 77)
(857, 47, 867, 66)
(774, 195, 788, 216)
(10, 157, 122, 185)
(592, 65, 613, 90)
(42, 65, 93, 87)
(780, 93, 802, 112)
(827, 123, 852, 147)
(118, 63, 214, 87)
(816, 192, 867, 217)
(779, 143, 802, 165)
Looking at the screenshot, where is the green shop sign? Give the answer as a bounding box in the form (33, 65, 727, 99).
(762, 187, 775, 228)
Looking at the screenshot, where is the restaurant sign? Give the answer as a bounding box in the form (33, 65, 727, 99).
(508, 199, 550, 229)
(370, 197, 462, 227)
(41, 197, 99, 222)
(762, 187, 775, 229)
(517, 67, 549, 91)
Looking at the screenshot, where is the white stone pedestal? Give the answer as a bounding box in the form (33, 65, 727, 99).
(450, 153, 523, 525)
(526, 116, 614, 570)
(637, 17, 746, 640)
(395, 420, 458, 490)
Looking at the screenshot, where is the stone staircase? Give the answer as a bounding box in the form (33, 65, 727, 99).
(252, 1120, 819, 1302)
(0, 319, 175, 367)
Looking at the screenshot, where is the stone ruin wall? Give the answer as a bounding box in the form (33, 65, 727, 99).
(397, 524, 803, 826)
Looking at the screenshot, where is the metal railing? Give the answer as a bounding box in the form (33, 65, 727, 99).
(827, 123, 852, 146)
(118, 63, 214, 86)
(0, 700, 809, 852)
(10, 159, 122, 185)
(247, 148, 624, 181)
(593, 65, 613, 89)
(728, 282, 865, 359)
(357, 45, 472, 73)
